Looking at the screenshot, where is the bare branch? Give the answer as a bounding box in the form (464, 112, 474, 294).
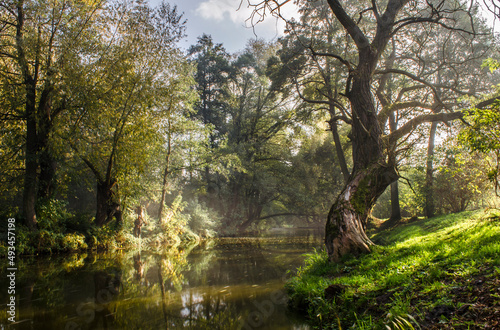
(378, 101, 433, 124)
(374, 68, 444, 106)
(308, 45, 353, 71)
(386, 111, 463, 144)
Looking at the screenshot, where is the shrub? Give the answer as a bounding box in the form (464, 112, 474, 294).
(36, 199, 73, 232)
(185, 200, 220, 238)
(60, 233, 88, 251)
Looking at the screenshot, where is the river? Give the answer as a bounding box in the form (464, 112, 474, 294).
(1, 229, 323, 329)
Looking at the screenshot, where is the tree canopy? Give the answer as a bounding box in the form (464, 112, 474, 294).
(0, 0, 498, 262)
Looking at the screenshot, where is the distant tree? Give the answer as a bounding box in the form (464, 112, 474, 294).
(156, 66, 204, 224)
(187, 35, 232, 206)
(459, 66, 500, 196)
(188, 34, 232, 145)
(220, 40, 298, 231)
(434, 139, 492, 213)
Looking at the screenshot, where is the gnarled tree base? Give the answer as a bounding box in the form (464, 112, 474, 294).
(325, 164, 398, 262)
(325, 207, 375, 262)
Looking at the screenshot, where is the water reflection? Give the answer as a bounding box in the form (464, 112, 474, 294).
(1, 231, 321, 329)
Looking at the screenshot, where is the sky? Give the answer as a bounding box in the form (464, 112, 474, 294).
(147, 0, 498, 54)
(147, 0, 298, 54)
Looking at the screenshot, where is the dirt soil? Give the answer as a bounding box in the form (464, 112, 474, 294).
(422, 267, 500, 329)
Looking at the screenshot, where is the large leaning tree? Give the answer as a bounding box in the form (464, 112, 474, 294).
(245, 0, 496, 261)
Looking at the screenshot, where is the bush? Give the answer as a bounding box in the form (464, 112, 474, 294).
(36, 199, 73, 232)
(87, 225, 118, 250)
(434, 146, 491, 213)
(185, 200, 220, 238)
(60, 233, 88, 251)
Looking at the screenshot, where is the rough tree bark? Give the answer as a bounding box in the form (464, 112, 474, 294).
(37, 92, 57, 200)
(95, 179, 121, 227)
(23, 99, 38, 230)
(80, 154, 122, 227)
(16, 1, 38, 230)
(247, 0, 472, 261)
(324, 0, 405, 262)
(322, 0, 465, 262)
(325, 152, 399, 260)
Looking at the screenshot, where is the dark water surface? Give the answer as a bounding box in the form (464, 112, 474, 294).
(1, 229, 323, 329)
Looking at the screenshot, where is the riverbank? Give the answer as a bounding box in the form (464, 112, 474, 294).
(286, 210, 500, 329)
(0, 216, 201, 256)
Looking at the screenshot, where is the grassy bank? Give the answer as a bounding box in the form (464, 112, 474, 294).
(286, 210, 500, 329)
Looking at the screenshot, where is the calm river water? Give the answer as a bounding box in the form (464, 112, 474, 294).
(1, 229, 323, 329)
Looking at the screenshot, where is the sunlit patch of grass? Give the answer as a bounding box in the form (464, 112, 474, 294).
(286, 209, 500, 328)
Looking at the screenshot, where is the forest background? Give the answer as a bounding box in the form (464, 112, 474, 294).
(0, 0, 499, 254)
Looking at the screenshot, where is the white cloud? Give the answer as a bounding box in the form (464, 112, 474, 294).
(196, 0, 247, 23)
(195, 0, 299, 33)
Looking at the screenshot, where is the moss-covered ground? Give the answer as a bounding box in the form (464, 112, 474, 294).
(286, 210, 500, 329)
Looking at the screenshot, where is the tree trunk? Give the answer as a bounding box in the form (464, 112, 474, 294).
(325, 36, 350, 184)
(23, 111, 38, 230)
(389, 181, 402, 221)
(37, 93, 56, 200)
(330, 118, 350, 184)
(158, 179, 168, 225)
(323, 0, 407, 261)
(95, 181, 110, 227)
(325, 50, 398, 261)
(424, 122, 438, 218)
(325, 164, 398, 261)
(158, 158, 170, 224)
(38, 149, 56, 199)
(158, 121, 172, 224)
(17, 2, 38, 230)
(22, 83, 38, 230)
(95, 180, 120, 227)
(388, 112, 401, 222)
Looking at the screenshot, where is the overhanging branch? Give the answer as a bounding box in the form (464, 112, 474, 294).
(385, 111, 463, 144)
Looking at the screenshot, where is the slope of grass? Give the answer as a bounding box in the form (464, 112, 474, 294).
(286, 210, 500, 329)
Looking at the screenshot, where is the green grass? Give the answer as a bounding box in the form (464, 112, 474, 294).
(286, 209, 500, 329)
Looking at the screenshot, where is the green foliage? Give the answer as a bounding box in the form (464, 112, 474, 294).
(87, 225, 120, 251)
(398, 168, 426, 217)
(433, 141, 492, 213)
(36, 199, 73, 232)
(10, 226, 88, 255)
(458, 57, 500, 196)
(481, 58, 500, 73)
(185, 200, 221, 238)
(459, 103, 500, 196)
(460, 106, 500, 153)
(286, 210, 500, 328)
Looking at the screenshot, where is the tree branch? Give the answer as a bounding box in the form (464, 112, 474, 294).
(374, 68, 444, 105)
(378, 100, 433, 125)
(385, 111, 463, 144)
(475, 96, 500, 109)
(308, 45, 353, 71)
(325, 0, 370, 50)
